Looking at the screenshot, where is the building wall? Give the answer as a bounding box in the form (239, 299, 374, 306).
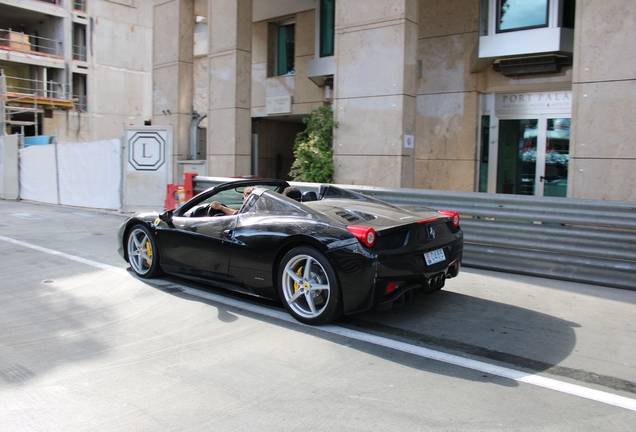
(8, 1, 634, 202)
(412, 0, 636, 201)
(415, 0, 579, 193)
(193, 55, 208, 129)
(157, 0, 636, 201)
(416, 0, 480, 191)
(332, 0, 417, 188)
(569, 0, 636, 201)
(44, 0, 153, 144)
(251, 10, 325, 118)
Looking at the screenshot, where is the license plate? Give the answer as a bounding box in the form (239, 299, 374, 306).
(424, 248, 445, 265)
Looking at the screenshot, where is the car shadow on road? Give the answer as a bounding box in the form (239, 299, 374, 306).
(137, 272, 636, 396)
(143, 274, 596, 391)
(339, 289, 635, 395)
(350, 288, 581, 369)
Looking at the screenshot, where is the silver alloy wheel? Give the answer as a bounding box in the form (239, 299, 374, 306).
(281, 254, 331, 319)
(127, 226, 154, 276)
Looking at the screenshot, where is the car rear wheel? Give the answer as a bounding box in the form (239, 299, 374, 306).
(278, 246, 342, 325)
(126, 224, 163, 278)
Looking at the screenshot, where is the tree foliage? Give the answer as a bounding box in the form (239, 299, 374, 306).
(289, 106, 338, 183)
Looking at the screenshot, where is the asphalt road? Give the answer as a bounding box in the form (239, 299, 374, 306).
(1, 199, 635, 431)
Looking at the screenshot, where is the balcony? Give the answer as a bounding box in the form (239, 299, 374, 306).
(2, 73, 74, 110)
(0, 29, 63, 58)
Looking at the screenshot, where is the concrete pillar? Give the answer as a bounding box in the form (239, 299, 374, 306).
(0, 135, 20, 200)
(415, 1, 479, 193)
(569, 0, 636, 201)
(206, 0, 253, 177)
(152, 0, 194, 183)
(333, 0, 417, 188)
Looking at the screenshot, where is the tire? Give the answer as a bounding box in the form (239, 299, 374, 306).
(126, 224, 163, 278)
(277, 246, 342, 325)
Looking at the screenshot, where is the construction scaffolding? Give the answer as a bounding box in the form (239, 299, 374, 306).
(1, 69, 74, 137)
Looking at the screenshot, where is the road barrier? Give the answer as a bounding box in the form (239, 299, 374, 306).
(192, 176, 636, 291)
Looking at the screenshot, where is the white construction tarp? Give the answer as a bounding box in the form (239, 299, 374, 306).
(18, 139, 122, 210)
(57, 139, 121, 209)
(18, 144, 58, 205)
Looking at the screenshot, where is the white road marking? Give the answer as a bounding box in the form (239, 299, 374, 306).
(0, 235, 128, 276)
(2, 234, 636, 412)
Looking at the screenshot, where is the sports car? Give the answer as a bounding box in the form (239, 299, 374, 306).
(117, 179, 463, 325)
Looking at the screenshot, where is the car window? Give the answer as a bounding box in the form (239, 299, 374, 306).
(245, 191, 316, 216)
(182, 188, 244, 217)
(182, 185, 287, 217)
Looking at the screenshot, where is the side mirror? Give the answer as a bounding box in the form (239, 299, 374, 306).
(160, 209, 174, 222)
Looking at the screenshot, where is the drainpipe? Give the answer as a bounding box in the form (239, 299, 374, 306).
(189, 111, 206, 159)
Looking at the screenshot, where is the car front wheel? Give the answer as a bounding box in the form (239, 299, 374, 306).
(278, 246, 342, 325)
(126, 224, 163, 278)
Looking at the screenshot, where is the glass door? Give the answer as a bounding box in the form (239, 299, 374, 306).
(543, 118, 570, 197)
(497, 118, 539, 195)
(495, 116, 570, 197)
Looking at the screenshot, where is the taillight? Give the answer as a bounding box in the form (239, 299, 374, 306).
(347, 225, 377, 248)
(386, 282, 397, 294)
(438, 210, 460, 228)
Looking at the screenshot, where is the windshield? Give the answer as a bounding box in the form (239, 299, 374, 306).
(178, 182, 287, 217)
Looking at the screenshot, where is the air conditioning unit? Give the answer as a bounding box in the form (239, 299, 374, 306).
(492, 55, 572, 77)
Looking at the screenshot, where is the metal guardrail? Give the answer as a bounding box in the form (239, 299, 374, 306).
(192, 176, 636, 291)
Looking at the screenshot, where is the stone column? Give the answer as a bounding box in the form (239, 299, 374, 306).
(569, 0, 636, 201)
(207, 0, 252, 177)
(152, 0, 194, 183)
(333, 0, 417, 188)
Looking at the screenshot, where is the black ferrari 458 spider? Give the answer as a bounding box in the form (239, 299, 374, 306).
(118, 179, 463, 325)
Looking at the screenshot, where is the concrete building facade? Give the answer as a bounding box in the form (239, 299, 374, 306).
(0, 0, 153, 144)
(3, 1, 633, 203)
(151, 0, 634, 201)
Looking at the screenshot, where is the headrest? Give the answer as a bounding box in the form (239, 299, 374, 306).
(301, 191, 318, 202)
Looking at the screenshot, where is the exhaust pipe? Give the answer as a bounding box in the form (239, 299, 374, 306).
(427, 273, 448, 287)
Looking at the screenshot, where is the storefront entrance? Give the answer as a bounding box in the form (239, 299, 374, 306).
(479, 91, 572, 197)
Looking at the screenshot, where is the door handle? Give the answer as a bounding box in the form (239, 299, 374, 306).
(223, 229, 233, 239)
(539, 176, 546, 182)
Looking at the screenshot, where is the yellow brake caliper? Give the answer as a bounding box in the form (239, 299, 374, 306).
(293, 266, 304, 292)
(145, 240, 153, 266)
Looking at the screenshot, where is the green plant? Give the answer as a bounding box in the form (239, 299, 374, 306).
(289, 106, 338, 183)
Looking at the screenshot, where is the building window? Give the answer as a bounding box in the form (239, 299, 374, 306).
(497, 0, 549, 33)
(197, 127, 207, 160)
(482, 0, 575, 36)
(479, 0, 575, 59)
(73, 73, 87, 111)
(74, 0, 86, 12)
(73, 23, 87, 61)
(479, 115, 490, 193)
(562, 0, 575, 29)
(277, 23, 295, 76)
(320, 0, 335, 57)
